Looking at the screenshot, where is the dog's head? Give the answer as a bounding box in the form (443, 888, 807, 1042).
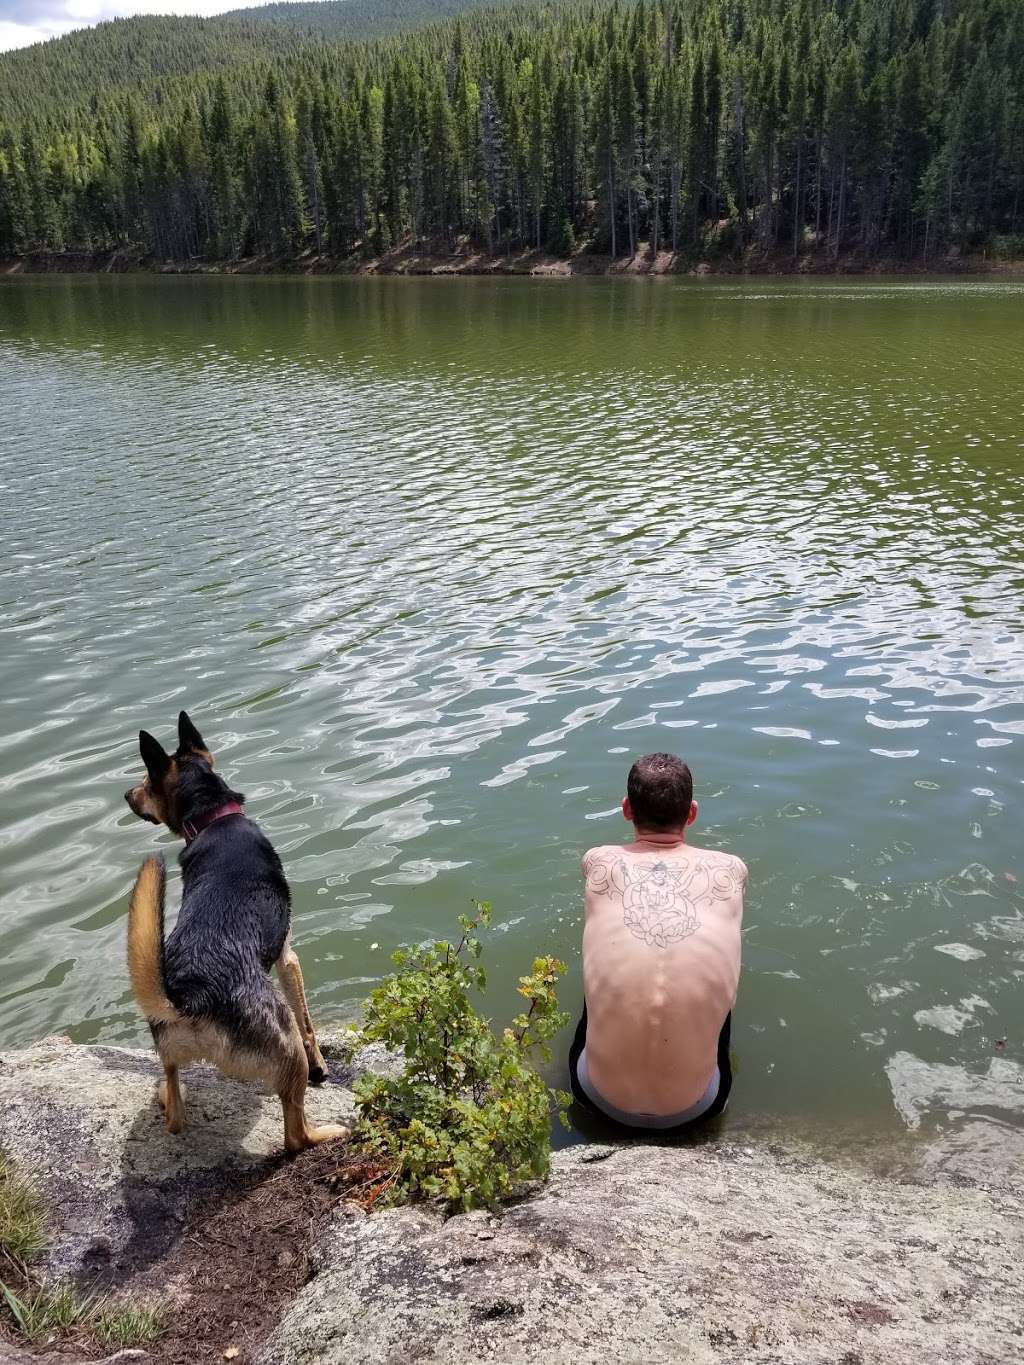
(124, 711, 214, 832)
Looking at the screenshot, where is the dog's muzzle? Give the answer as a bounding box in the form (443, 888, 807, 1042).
(124, 789, 158, 824)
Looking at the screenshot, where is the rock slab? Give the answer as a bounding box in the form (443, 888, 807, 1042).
(1, 1037, 1021, 1365)
(259, 1141, 1023, 1365)
(0, 1035, 359, 1284)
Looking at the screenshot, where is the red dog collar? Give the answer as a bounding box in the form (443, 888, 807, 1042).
(182, 802, 243, 845)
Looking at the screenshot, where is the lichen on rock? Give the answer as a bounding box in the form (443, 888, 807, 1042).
(258, 1140, 1023, 1365)
(0, 1033, 357, 1285)
(1, 1034, 1021, 1365)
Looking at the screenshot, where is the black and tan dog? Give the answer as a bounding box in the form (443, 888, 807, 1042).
(124, 711, 349, 1153)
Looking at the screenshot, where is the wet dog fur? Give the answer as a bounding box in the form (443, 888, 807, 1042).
(124, 711, 349, 1153)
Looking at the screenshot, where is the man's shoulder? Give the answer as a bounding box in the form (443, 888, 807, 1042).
(581, 844, 620, 871)
(688, 845, 748, 881)
(583, 843, 620, 858)
(720, 850, 749, 886)
(582, 842, 748, 886)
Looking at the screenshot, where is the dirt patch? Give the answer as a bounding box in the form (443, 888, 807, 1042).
(842, 1300, 898, 1328)
(1, 1147, 394, 1365)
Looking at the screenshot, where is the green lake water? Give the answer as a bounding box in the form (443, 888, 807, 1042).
(2, 274, 1022, 1157)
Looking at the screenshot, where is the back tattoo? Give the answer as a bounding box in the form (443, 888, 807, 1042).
(585, 853, 743, 949)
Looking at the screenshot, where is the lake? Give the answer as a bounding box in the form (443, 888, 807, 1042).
(2, 273, 1022, 1161)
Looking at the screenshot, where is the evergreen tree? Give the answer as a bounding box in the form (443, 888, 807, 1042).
(0, 0, 1019, 265)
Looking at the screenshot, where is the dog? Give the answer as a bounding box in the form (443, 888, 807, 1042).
(123, 710, 350, 1153)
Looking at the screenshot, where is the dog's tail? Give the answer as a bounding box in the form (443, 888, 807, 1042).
(127, 855, 179, 1023)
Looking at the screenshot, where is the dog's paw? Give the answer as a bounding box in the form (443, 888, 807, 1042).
(306, 1123, 351, 1147)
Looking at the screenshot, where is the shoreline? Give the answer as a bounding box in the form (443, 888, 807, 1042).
(1, 1034, 1022, 1363)
(4, 245, 1024, 279)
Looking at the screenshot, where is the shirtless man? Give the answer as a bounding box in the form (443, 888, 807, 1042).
(569, 752, 746, 1133)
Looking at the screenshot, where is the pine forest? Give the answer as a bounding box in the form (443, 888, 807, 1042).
(0, 0, 1021, 266)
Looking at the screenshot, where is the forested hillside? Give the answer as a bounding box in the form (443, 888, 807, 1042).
(0, 0, 531, 121)
(220, 0, 535, 39)
(1, 0, 1021, 267)
(0, 17, 307, 120)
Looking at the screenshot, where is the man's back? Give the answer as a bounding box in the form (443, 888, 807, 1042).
(582, 836, 746, 1115)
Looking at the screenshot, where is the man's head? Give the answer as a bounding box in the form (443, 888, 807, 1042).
(623, 753, 697, 836)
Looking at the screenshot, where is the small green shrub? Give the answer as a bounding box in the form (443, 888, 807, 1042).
(987, 233, 1024, 261)
(93, 1300, 166, 1349)
(0, 1151, 46, 1268)
(549, 217, 576, 257)
(351, 904, 570, 1211)
(699, 219, 741, 260)
(0, 1280, 95, 1343)
(1, 1278, 165, 1349)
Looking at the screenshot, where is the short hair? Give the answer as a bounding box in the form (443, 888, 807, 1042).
(626, 753, 693, 831)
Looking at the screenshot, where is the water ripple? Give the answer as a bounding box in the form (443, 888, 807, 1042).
(1, 276, 1022, 1141)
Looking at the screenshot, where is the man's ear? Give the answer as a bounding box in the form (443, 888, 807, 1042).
(622, 796, 633, 823)
(687, 800, 698, 827)
(139, 730, 171, 782)
(177, 710, 211, 760)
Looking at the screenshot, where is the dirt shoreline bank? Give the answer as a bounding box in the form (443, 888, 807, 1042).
(1, 1035, 1022, 1365)
(4, 246, 1023, 279)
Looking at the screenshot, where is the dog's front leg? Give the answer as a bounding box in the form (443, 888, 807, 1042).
(276, 936, 328, 1083)
(278, 1037, 349, 1154)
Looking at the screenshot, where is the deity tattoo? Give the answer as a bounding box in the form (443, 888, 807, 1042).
(585, 853, 743, 949)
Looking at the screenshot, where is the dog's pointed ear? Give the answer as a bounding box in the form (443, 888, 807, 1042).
(178, 710, 212, 762)
(139, 730, 171, 782)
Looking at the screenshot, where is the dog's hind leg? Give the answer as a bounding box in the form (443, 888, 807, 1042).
(276, 936, 328, 1084)
(277, 1035, 350, 1155)
(157, 1063, 186, 1135)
